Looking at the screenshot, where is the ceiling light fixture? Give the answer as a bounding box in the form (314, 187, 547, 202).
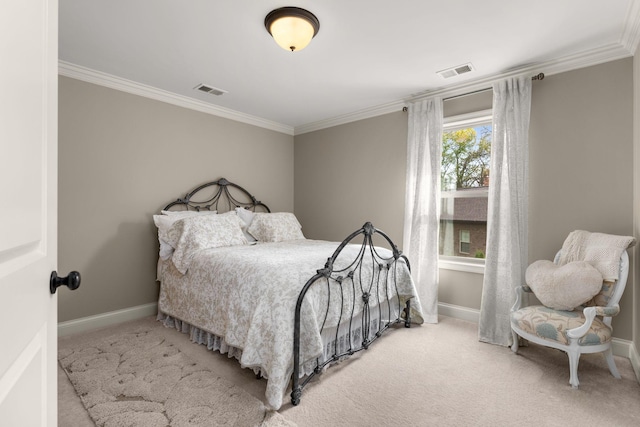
(264, 7, 320, 52)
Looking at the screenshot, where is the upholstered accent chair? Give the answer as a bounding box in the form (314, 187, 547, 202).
(510, 249, 630, 388)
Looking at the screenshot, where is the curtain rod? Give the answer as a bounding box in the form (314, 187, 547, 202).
(402, 73, 544, 111)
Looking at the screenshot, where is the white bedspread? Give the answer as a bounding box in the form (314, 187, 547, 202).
(157, 239, 424, 410)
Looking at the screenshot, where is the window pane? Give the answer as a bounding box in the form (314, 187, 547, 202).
(439, 122, 491, 260)
(459, 230, 470, 253)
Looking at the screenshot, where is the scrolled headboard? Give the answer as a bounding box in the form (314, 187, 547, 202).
(162, 178, 270, 213)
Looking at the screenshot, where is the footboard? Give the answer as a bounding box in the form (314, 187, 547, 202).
(291, 222, 413, 406)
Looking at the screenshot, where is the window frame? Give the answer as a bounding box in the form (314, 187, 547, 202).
(459, 230, 470, 254)
(439, 109, 492, 275)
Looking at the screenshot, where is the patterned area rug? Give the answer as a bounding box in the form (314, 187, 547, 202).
(59, 326, 293, 427)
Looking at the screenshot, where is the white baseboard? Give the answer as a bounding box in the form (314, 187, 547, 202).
(611, 338, 633, 360)
(630, 341, 640, 382)
(438, 302, 633, 359)
(438, 302, 480, 323)
(58, 302, 158, 337)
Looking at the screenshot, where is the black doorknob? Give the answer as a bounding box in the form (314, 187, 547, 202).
(50, 271, 81, 294)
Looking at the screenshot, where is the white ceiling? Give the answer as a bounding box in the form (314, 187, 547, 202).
(59, 1, 640, 134)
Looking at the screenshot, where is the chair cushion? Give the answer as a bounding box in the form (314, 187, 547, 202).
(511, 306, 612, 346)
(584, 280, 616, 307)
(525, 260, 603, 310)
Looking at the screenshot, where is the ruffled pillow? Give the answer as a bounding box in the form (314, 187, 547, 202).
(525, 260, 603, 311)
(247, 212, 305, 243)
(153, 210, 217, 260)
(166, 214, 247, 273)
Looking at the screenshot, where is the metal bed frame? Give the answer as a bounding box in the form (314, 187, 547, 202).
(161, 178, 414, 407)
(290, 222, 412, 405)
(163, 177, 270, 213)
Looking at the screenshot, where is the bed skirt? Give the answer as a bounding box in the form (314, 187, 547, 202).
(156, 311, 257, 371)
(157, 301, 399, 381)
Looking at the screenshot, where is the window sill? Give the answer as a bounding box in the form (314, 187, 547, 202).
(439, 258, 485, 274)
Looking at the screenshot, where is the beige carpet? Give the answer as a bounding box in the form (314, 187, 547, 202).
(59, 315, 640, 426)
(58, 319, 295, 427)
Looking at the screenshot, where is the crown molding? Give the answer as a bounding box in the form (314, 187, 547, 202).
(295, 41, 633, 135)
(293, 99, 406, 135)
(58, 61, 294, 136)
(413, 42, 631, 103)
(621, 0, 640, 54)
(60, 35, 634, 138)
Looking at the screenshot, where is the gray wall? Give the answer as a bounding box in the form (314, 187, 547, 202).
(295, 58, 635, 339)
(58, 58, 635, 342)
(528, 59, 634, 338)
(294, 112, 408, 243)
(58, 76, 294, 322)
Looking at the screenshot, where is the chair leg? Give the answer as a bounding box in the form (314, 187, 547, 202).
(567, 350, 580, 388)
(604, 348, 621, 379)
(511, 330, 519, 353)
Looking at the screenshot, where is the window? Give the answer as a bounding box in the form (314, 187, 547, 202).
(439, 110, 492, 272)
(459, 230, 470, 254)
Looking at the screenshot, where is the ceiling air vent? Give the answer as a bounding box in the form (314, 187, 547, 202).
(437, 63, 475, 79)
(194, 84, 228, 96)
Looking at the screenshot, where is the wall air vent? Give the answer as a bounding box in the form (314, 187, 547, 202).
(194, 84, 228, 96)
(437, 63, 475, 79)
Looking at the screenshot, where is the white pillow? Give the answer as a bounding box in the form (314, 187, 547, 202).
(153, 215, 177, 260)
(235, 207, 257, 242)
(247, 212, 305, 243)
(525, 260, 603, 311)
(153, 210, 217, 260)
(166, 214, 247, 274)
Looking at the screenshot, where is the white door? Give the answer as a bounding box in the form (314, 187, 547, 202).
(0, 0, 59, 425)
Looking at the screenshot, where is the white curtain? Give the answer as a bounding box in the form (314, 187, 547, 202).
(478, 76, 532, 345)
(403, 97, 443, 324)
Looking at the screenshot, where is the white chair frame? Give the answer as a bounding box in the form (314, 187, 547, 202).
(510, 250, 629, 388)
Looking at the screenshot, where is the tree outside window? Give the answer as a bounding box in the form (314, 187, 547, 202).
(441, 126, 491, 191)
(440, 121, 491, 260)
